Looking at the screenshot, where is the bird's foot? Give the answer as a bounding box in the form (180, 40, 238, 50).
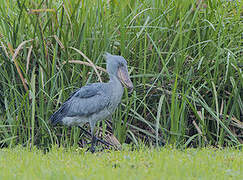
(86, 146, 96, 153)
(96, 138, 113, 147)
(79, 126, 113, 147)
(86, 147, 95, 153)
(86, 137, 113, 147)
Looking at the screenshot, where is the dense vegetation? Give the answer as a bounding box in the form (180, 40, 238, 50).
(0, 0, 242, 150)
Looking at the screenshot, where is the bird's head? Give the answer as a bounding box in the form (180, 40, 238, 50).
(104, 52, 133, 92)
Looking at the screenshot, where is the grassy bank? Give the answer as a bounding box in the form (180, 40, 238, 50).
(0, 0, 242, 149)
(0, 147, 242, 179)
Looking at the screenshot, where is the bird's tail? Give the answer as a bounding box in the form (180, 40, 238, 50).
(49, 106, 65, 126)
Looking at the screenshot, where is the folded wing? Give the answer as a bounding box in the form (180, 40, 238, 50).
(49, 83, 110, 125)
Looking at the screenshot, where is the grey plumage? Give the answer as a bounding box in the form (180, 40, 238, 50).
(50, 84, 111, 125)
(49, 52, 133, 152)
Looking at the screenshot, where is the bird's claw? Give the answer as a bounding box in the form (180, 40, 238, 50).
(88, 146, 96, 153)
(86, 146, 95, 153)
(79, 126, 113, 147)
(97, 138, 113, 147)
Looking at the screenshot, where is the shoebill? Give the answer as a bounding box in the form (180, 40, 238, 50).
(49, 53, 133, 152)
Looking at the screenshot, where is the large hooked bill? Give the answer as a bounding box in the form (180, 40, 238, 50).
(117, 65, 133, 93)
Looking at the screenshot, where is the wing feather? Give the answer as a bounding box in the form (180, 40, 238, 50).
(49, 83, 110, 125)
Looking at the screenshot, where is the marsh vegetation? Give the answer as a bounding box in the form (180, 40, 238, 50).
(0, 0, 242, 150)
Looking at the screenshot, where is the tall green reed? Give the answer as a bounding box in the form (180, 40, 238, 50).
(0, 0, 242, 149)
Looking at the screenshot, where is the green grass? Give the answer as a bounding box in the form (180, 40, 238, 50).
(0, 146, 242, 180)
(0, 0, 242, 149)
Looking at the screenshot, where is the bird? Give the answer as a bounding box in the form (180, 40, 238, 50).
(49, 52, 133, 153)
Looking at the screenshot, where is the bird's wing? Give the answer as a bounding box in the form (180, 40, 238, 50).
(49, 83, 110, 125)
(63, 83, 110, 117)
(66, 84, 110, 117)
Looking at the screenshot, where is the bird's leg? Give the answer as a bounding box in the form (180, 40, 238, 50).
(90, 125, 96, 153)
(78, 126, 113, 147)
(90, 134, 97, 153)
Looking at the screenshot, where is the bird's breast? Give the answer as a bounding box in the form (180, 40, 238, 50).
(108, 84, 124, 113)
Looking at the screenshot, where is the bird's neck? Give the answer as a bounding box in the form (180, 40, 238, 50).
(109, 74, 122, 86)
(108, 74, 124, 94)
(108, 74, 124, 111)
